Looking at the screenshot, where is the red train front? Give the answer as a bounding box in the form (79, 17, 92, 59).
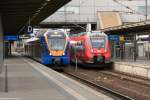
(69, 31, 111, 65)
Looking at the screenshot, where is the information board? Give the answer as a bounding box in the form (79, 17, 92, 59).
(4, 35, 19, 41)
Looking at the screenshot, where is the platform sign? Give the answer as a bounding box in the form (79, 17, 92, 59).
(120, 36, 125, 42)
(109, 35, 119, 42)
(4, 35, 19, 41)
(27, 26, 33, 34)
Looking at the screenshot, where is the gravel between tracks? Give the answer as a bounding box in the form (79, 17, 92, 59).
(64, 66, 150, 100)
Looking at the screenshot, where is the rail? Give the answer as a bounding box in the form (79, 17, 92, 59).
(64, 71, 134, 100)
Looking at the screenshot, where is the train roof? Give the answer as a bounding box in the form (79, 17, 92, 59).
(70, 31, 106, 37)
(45, 29, 65, 34)
(89, 32, 106, 36)
(44, 29, 68, 38)
(24, 37, 39, 43)
(34, 29, 67, 37)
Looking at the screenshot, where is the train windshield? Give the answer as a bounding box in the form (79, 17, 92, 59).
(47, 31, 66, 50)
(48, 38, 66, 50)
(90, 36, 105, 49)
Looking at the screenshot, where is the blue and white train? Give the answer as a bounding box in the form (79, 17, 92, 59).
(24, 29, 70, 68)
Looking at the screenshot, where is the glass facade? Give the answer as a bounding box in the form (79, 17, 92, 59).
(138, 6, 150, 15)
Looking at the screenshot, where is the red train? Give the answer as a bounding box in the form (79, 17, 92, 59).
(69, 31, 111, 65)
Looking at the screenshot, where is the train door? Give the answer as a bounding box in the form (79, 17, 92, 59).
(76, 42, 81, 59)
(69, 44, 75, 61)
(75, 42, 84, 62)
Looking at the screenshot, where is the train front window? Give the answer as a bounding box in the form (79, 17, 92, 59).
(90, 36, 105, 49)
(48, 38, 66, 50)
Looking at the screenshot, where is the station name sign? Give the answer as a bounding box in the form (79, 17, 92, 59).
(4, 35, 19, 41)
(109, 35, 119, 41)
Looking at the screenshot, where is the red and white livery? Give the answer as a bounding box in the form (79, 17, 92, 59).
(69, 31, 111, 65)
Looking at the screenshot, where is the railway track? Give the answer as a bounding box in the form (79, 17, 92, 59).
(64, 71, 134, 100)
(100, 71, 150, 87)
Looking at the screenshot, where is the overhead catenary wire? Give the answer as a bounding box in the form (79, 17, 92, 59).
(113, 0, 146, 16)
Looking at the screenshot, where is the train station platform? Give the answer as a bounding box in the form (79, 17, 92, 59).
(0, 52, 112, 100)
(113, 60, 150, 79)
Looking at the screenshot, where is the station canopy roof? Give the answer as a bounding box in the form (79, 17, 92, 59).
(102, 21, 150, 35)
(0, 0, 71, 35)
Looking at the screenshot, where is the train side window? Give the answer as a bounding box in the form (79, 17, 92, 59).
(81, 42, 85, 52)
(41, 43, 46, 52)
(41, 43, 49, 54)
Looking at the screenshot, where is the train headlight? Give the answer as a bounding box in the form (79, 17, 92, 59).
(63, 53, 65, 56)
(49, 53, 52, 56)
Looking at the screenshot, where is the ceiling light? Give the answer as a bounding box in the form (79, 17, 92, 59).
(36, 10, 41, 12)
(38, 7, 44, 10)
(45, 0, 51, 2)
(42, 2, 48, 6)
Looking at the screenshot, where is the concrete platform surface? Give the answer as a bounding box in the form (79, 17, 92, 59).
(0, 53, 113, 100)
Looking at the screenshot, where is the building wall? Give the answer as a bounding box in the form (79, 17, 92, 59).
(0, 16, 3, 74)
(42, 0, 150, 24)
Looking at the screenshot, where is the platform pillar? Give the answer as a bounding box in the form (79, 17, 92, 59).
(133, 35, 137, 62)
(0, 15, 3, 74)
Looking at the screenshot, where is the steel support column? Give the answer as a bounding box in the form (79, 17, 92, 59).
(133, 35, 137, 61)
(0, 15, 3, 74)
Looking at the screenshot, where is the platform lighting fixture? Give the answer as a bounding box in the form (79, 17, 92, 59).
(45, 0, 51, 2)
(42, 2, 48, 6)
(36, 9, 41, 13)
(34, 13, 39, 15)
(37, 9, 41, 12)
(32, 1, 49, 19)
(38, 7, 44, 10)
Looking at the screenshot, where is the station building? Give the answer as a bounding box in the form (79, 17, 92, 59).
(42, 0, 150, 26)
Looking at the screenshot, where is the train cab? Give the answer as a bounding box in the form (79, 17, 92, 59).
(24, 29, 70, 68)
(69, 31, 111, 65)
